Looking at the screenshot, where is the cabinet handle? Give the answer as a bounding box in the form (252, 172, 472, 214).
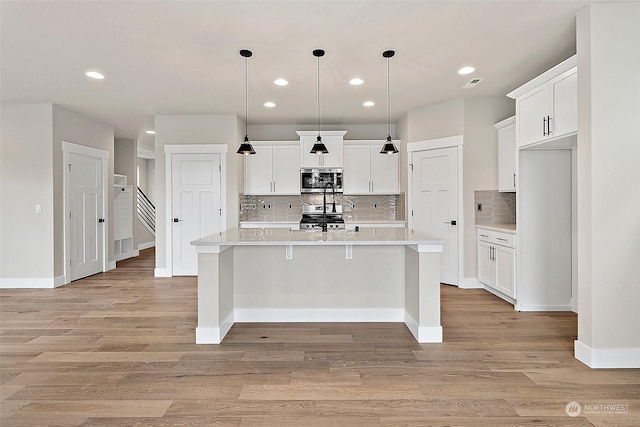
(543, 117, 547, 136)
(547, 115, 552, 135)
(272, 182, 276, 193)
(513, 173, 516, 188)
(479, 234, 489, 238)
(489, 246, 493, 261)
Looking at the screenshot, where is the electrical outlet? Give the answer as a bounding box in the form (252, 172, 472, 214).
(477, 203, 482, 212)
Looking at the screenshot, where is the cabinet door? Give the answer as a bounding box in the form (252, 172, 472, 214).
(494, 245, 516, 298)
(321, 136, 343, 167)
(477, 240, 494, 286)
(343, 145, 371, 194)
(301, 135, 343, 167)
(516, 85, 548, 147)
(272, 146, 300, 195)
(300, 136, 322, 167)
(371, 149, 399, 194)
(550, 69, 577, 139)
(498, 123, 517, 192)
(244, 146, 273, 194)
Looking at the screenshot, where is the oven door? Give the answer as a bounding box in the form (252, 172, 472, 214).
(300, 168, 343, 193)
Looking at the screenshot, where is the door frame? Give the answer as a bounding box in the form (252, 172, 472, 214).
(163, 144, 227, 277)
(407, 135, 463, 287)
(62, 141, 109, 284)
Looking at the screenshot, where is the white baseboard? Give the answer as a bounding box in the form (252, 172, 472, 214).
(133, 249, 140, 257)
(403, 311, 443, 343)
(459, 277, 484, 289)
(138, 241, 155, 251)
(196, 312, 234, 344)
(106, 261, 116, 271)
(571, 297, 578, 313)
(483, 286, 516, 306)
(234, 308, 404, 323)
(154, 268, 171, 277)
(515, 304, 572, 312)
(1, 275, 65, 289)
(575, 340, 640, 368)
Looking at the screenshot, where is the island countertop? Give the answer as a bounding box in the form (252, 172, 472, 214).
(192, 227, 443, 247)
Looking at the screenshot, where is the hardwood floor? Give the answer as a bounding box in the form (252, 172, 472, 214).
(1, 248, 638, 426)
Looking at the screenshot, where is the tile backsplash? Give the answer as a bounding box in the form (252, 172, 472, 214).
(474, 190, 516, 225)
(239, 193, 405, 222)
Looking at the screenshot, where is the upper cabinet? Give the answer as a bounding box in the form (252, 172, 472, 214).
(343, 141, 400, 195)
(297, 130, 346, 168)
(508, 55, 577, 148)
(495, 116, 516, 192)
(244, 143, 300, 195)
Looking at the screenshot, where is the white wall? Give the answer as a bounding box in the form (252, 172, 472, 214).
(154, 114, 240, 273)
(462, 98, 515, 278)
(400, 97, 515, 281)
(52, 105, 115, 274)
(0, 103, 114, 284)
(0, 103, 54, 280)
(575, 3, 640, 367)
(248, 124, 394, 141)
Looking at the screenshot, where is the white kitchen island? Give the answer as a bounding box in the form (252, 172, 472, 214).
(192, 227, 443, 344)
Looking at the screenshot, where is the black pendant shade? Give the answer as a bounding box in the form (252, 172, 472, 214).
(381, 50, 399, 155)
(237, 135, 256, 155)
(380, 135, 399, 154)
(311, 49, 328, 155)
(311, 135, 329, 154)
(237, 49, 256, 155)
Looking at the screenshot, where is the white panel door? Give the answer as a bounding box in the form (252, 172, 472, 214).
(371, 149, 399, 194)
(244, 146, 272, 194)
(272, 146, 300, 194)
(343, 145, 371, 194)
(516, 85, 548, 147)
(171, 153, 222, 276)
(411, 146, 459, 285)
(69, 152, 104, 281)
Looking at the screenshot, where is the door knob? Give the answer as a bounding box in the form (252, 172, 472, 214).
(444, 220, 457, 225)
(173, 218, 183, 223)
(98, 218, 105, 223)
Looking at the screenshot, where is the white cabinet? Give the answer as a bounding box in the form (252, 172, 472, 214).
(244, 144, 300, 195)
(114, 184, 134, 261)
(495, 116, 517, 192)
(477, 227, 516, 300)
(297, 131, 346, 168)
(508, 56, 577, 148)
(343, 141, 399, 195)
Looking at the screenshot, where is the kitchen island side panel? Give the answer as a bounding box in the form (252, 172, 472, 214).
(232, 245, 405, 310)
(196, 249, 234, 343)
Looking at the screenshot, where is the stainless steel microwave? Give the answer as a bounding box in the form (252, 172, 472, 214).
(300, 168, 343, 193)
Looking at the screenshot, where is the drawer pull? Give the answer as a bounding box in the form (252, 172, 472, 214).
(496, 237, 508, 242)
(479, 234, 489, 238)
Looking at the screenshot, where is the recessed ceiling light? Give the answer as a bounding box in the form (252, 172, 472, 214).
(457, 66, 475, 75)
(264, 102, 276, 108)
(350, 78, 364, 86)
(363, 101, 375, 107)
(274, 78, 288, 86)
(85, 71, 105, 80)
(145, 130, 156, 135)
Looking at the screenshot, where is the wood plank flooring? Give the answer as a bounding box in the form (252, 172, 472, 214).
(1, 248, 639, 426)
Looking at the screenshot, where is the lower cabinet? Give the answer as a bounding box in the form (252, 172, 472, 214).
(477, 227, 516, 300)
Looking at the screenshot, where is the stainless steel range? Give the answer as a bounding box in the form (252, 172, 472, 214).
(299, 204, 345, 230)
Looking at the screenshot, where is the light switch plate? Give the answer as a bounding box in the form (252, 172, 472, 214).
(35, 204, 42, 214)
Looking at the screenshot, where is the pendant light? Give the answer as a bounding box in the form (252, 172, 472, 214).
(237, 49, 256, 155)
(311, 49, 329, 155)
(380, 50, 399, 154)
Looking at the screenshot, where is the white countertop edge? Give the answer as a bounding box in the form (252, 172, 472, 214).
(192, 228, 443, 248)
(475, 224, 517, 233)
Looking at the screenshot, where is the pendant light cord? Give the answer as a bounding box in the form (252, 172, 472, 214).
(387, 55, 391, 138)
(317, 54, 321, 137)
(245, 55, 249, 138)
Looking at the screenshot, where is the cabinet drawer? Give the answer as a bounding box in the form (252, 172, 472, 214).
(476, 229, 516, 248)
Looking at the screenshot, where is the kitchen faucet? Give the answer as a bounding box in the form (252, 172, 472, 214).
(322, 182, 336, 232)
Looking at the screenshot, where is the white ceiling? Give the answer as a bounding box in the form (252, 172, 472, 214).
(1, 0, 603, 151)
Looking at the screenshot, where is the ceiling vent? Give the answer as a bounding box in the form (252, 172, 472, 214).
(462, 77, 483, 89)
